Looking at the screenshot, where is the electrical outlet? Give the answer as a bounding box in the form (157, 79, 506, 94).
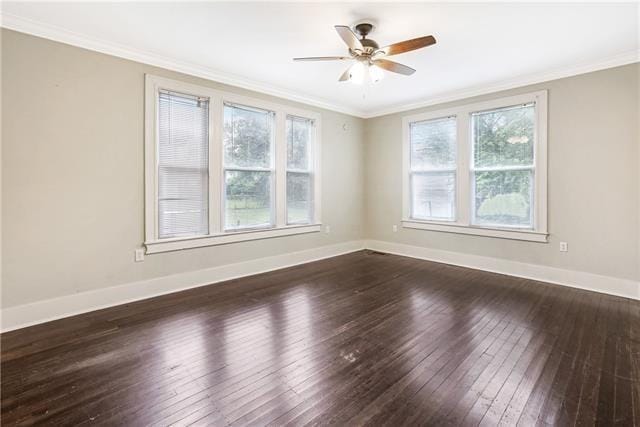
(392, 225, 398, 232)
(559, 242, 568, 252)
(325, 225, 331, 234)
(135, 248, 145, 262)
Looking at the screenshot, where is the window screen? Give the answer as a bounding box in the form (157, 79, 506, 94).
(409, 116, 457, 221)
(471, 103, 535, 228)
(157, 90, 209, 239)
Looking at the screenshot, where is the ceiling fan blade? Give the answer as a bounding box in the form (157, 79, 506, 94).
(335, 25, 364, 52)
(293, 56, 350, 61)
(372, 59, 416, 76)
(338, 66, 351, 82)
(377, 35, 436, 57)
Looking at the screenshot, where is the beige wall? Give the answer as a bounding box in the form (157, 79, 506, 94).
(1, 29, 365, 308)
(365, 63, 639, 282)
(2, 29, 639, 311)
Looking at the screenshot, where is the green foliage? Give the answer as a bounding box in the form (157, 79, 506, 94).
(224, 106, 272, 168)
(472, 105, 535, 226)
(477, 193, 529, 221)
(225, 170, 270, 204)
(223, 110, 313, 228)
(224, 106, 272, 213)
(474, 170, 531, 225)
(473, 106, 534, 167)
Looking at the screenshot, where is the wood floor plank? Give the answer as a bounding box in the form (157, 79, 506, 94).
(2, 250, 638, 426)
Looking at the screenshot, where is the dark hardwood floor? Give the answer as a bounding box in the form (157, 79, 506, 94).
(1, 250, 639, 426)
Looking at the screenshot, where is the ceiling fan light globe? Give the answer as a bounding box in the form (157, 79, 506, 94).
(349, 62, 365, 84)
(369, 65, 384, 83)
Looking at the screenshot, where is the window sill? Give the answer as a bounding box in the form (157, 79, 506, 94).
(145, 223, 322, 254)
(401, 220, 548, 243)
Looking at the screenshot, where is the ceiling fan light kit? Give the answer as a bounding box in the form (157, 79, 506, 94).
(294, 22, 436, 84)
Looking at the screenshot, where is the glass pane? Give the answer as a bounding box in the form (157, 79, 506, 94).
(411, 172, 456, 221)
(225, 170, 272, 230)
(287, 172, 312, 224)
(473, 170, 533, 227)
(473, 104, 535, 168)
(410, 117, 456, 170)
(157, 91, 209, 238)
(287, 116, 312, 170)
(224, 104, 274, 168)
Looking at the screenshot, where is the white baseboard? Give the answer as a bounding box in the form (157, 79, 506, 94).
(0, 240, 366, 332)
(365, 240, 640, 301)
(3, 238, 637, 332)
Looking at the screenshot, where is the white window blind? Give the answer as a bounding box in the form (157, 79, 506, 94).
(223, 103, 275, 230)
(286, 116, 314, 224)
(471, 103, 535, 228)
(409, 116, 457, 221)
(157, 90, 209, 239)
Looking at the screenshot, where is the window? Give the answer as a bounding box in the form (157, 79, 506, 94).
(223, 103, 275, 230)
(286, 116, 315, 224)
(145, 75, 321, 253)
(402, 91, 548, 242)
(409, 116, 457, 221)
(471, 104, 535, 228)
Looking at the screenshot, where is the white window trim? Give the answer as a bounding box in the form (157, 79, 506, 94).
(402, 90, 548, 243)
(144, 74, 322, 253)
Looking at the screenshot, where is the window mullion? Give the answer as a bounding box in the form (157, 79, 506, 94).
(144, 80, 158, 242)
(535, 90, 548, 234)
(209, 96, 222, 235)
(275, 111, 287, 227)
(457, 113, 470, 226)
(402, 117, 410, 220)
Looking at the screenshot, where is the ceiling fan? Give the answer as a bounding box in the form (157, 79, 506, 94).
(294, 23, 436, 84)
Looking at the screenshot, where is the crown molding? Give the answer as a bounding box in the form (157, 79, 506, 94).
(362, 49, 640, 118)
(0, 12, 368, 118)
(1, 11, 638, 120)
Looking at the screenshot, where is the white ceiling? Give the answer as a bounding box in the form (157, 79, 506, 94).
(1, 2, 638, 117)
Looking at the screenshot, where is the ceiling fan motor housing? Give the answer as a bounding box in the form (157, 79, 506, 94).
(354, 23, 379, 52)
(354, 23, 374, 37)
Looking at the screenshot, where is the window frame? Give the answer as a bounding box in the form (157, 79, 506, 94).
(402, 90, 548, 242)
(145, 75, 322, 254)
